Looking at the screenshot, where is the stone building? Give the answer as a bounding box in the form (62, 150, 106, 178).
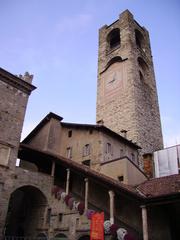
(21, 112, 146, 186)
(96, 10, 163, 154)
(0, 9, 180, 240)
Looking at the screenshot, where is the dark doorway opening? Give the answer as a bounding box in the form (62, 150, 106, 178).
(4, 185, 47, 238)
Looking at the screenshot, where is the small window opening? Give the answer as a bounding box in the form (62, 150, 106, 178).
(76, 218, 80, 226)
(139, 71, 144, 82)
(68, 130, 72, 138)
(135, 29, 144, 49)
(120, 149, 124, 158)
(46, 208, 51, 224)
(106, 143, 112, 154)
(138, 57, 149, 73)
(82, 159, 91, 166)
(89, 129, 93, 134)
(131, 153, 135, 162)
(67, 147, 72, 159)
(107, 28, 120, 50)
(58, 213, 63, 222)
(118, 176, 124, 182)
(83, 144, 90, 156)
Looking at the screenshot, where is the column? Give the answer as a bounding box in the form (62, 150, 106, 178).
(84, 178, 89, 211)
(66, 168, 70, 194)
(141, 205, 148, 240)
(108, 190, 115, 224)
(51, 161, 55, 177)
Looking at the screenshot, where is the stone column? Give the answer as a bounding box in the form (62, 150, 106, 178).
(84, 178, 89, 211)
(51, 161, 55, 177)
(141, 205, 148, 240)
(108, 190, 115, 224)
(66, 168, 70, 194)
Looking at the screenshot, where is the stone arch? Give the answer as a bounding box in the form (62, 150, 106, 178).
(78, 235, 90, 240)
(54, 233, 68, 239)
(101, 56, 123, 74)
(106, 56, 123, 69)
(36, 232, 48, 239)
(107, 28, 120, 50)
(4, 185, 48, 238)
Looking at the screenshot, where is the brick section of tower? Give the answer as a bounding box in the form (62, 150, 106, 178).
(96, 10, 163, 153)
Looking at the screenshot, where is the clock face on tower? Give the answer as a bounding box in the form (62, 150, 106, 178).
(102, 61, 124, 100)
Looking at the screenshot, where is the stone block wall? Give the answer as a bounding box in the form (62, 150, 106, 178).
(96, 10, 163, 154)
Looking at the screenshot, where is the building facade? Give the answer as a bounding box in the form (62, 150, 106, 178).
(96, 10, 163, 154)
(0, 10, 180, 240)
(21, 112, 147, 186)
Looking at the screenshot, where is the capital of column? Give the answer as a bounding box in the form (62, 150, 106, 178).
(84, 178, 88, 182)
(108, 190, 115, 198)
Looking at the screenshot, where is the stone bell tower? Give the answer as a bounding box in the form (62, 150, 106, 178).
(96, 10, 163, 153)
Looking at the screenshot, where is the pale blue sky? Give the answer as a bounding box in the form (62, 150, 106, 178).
(1, 0, 180, 147)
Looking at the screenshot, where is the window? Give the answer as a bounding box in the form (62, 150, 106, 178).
(83, 144, 90, 156)
(46, 208, 51, 224)
(89, 129, 93, 134)
(120, 149, 124, 158)
(107, 28, 120, 50)
(0, 144, 10, 166)
(68, 130, 72, 137)
(139, 71, 144, 82)
(58, 213, 63, 222)
(135, 29, 144, 50)
(118, 176, 124, 182)
(106, 143, 112, 154)
(131, 153, 135, 162)
(82, 160, 91, 167)
(66, 147, 72, 159)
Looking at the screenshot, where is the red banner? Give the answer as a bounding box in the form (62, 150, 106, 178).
(90, 212, 104, 240)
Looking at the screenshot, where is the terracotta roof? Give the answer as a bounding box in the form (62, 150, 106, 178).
(19, 143, 140, 200)
(136, 174, 180, 198)
(19, 143, 180, 205)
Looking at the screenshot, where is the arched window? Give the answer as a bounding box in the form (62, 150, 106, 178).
(78, 235, 90, 240)
(138, 57, 149, 74)
(36, 233, 47, 240)
(107, 28, 120, 50)
(135, 29, 144, 49)
(138, 57, 149, 85)
(54, 233, 68, 240)
(139, 71, 144, 82)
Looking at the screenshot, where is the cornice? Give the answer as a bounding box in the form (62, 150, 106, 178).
(0, 67, 36, 95)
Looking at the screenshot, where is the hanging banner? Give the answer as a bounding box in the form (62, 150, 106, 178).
(90, 212, 104, 240)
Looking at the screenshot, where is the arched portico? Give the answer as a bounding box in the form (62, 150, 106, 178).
(4, 185, 48, 238)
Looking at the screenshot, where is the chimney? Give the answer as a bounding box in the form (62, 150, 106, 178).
(143, 153, 154, 178)
(121, 129, 127, 138)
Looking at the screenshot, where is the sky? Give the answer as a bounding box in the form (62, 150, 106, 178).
(1, 0, 180, 147)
